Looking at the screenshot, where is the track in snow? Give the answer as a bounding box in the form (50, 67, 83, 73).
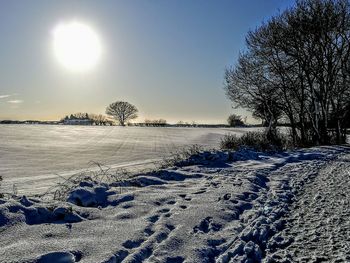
(265, 149, 350, 262)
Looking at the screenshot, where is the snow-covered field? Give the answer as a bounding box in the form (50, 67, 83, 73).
(1, 144, 349, 262)
(0, 125, 257, 194)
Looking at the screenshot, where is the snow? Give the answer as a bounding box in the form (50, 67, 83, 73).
(264, 147, 350, 262)
(1, 144, 349, 262)
(0, 125, 259, 195)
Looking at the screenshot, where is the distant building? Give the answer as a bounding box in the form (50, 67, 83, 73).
(63, 118, 93, 125)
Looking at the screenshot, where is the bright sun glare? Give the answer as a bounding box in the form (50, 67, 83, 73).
(52, 21, 102, 72)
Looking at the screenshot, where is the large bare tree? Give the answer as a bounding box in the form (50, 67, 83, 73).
(106, 101, 138, 126)
(225, 0, 350, 146)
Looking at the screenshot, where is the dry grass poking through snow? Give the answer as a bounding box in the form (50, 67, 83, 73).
(40, 144, 222, 201)
(220, 131, 291, 152)
(38, 143, 257, 202)
(42, 145, 211, 201)
(40, 162, 132, 201)
(158, 144, 205, 168)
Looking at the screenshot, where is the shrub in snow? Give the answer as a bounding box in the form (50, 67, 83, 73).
(227, 114, 245, 127)
(220, 131, 289, 152)
(160, 145, 204, 168)
(220, 134, 242, 150)
(159, 145, 235, 168)
(174, 151, 231, 166)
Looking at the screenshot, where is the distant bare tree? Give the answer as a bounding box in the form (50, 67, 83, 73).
(144, 119, 167, 126)
(75, 112, 89, 119)
(62, 113, 89, 120)
(106, 101, 138, 126)
(227, 114, 244, 127)
(89, 114, 111, 125)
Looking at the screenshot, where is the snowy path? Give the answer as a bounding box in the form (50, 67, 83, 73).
(266, 149, 350, 262)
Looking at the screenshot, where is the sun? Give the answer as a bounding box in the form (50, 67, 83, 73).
(52, 21, 102, 72)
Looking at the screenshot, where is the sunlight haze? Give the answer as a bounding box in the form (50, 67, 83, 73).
(52, 21, 102, 72)
(0, 0, 293, 123)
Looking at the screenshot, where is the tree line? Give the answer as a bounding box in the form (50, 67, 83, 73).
(225, 0, 350, 146)
(62, 102, 168, 127)
(61, 113, 113, 125)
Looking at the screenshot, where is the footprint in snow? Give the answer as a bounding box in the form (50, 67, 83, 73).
(164, 256, 185, 263)
(144, 226, 155, 236)
(105, 250, 129, 263)
(158, 208, 170, 213)
(192, 190, 206, 195)
(193, 217, 222, 233)
(165, 223, 176, 231)
(179, 193, 192, 201)
(122, 203, 133, 209)
(36, 251, 82, 263)
(122, 239, 144, 249)
(147, 215, 160, 223)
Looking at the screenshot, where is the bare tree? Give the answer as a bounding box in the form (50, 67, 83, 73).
(72, 112, 89, 119)
(106, 101, 138, 126)
(225, 0, 350, 146)
(227, 114, 244, 127)
(144, 119, 167, 127)
(89, 114, 111, 125)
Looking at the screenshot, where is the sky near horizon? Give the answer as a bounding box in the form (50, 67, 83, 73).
(0, 0, 294, 124)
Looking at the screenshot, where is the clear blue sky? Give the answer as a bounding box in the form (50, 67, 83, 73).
(0, 0, 294, 123)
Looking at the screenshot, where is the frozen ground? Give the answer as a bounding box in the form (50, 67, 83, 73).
(0, 145, 349, 262)
(0, 125, 258, 194)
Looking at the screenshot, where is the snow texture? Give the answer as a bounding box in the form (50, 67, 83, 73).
(264, 148, 350, 262)
(1, 145, 349, 263)
(0, 125, 258, 195)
